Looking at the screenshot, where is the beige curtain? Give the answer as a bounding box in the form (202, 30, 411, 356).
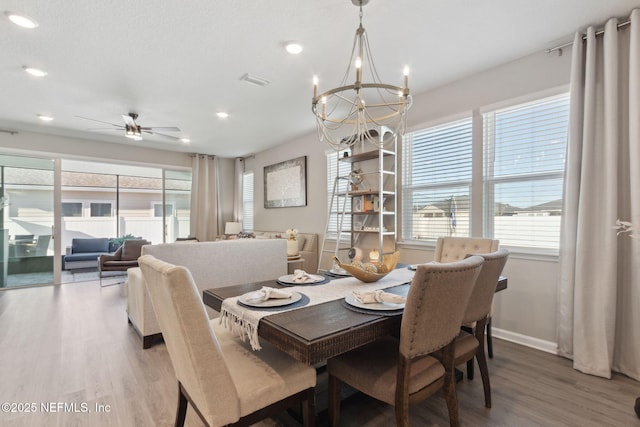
(233, 158, 244, 223)
(558, 9, 640, 380)
(190, 154, 221, 241)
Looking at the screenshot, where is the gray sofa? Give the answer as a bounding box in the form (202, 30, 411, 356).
(64, 237, 116, 270)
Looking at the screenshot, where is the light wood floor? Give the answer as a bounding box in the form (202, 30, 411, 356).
(0, 282, 638, 427)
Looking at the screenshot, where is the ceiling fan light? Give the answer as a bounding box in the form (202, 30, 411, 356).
(5, 11, 39, 29)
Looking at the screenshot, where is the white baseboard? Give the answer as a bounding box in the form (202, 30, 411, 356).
(492, 327, 558, 355)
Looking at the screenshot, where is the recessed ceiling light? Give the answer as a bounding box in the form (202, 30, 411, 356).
(284, 42, 303, 55)
(5, 11, 38, 29)
(37, 114, 53, 122)
(23, 66, 47, 77)
(216, 112, 229, 119)
(180, 138, 191, 144)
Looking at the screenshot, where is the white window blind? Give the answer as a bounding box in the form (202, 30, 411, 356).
(402, 118, 473, 242)
(326, 150, 352, 236)
(242, 171, 254, 232)
(483, 93, 569, 251)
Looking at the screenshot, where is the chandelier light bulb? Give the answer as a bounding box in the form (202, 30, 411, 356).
(355, 57, 362, 69)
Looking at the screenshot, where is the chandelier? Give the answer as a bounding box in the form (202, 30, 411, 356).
(312, 0, 411, 151)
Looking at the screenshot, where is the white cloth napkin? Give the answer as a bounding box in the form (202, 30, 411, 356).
(243, 286, 292, 303)
(352, 289, 406, 305)
(291, 269, 316, 283)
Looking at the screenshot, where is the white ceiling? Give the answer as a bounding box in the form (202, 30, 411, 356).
(1, 0, 638, 158)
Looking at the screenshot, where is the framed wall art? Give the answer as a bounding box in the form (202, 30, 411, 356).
(264, 156, 307, 208)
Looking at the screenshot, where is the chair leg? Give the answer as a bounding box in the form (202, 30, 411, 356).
(395, 355, 411, 427)
(486, 318, 493, 358)
(302, 387, 316, 427)
(466, 358, 474, 380)
(328, 374, 341, 427)
(99, 271, 126, 287)
(175, 383, 188, 427)
(441, 343, 460, 427)
(475, 318, 492, 408)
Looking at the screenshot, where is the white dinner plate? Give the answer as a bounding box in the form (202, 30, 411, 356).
(278, 274, 326, 284)
(344, 293, 405, 311)
(329, 268, 351, 277)
(239, 291, 302, 308)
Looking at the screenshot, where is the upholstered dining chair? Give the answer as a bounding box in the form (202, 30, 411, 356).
(452, 248, 509, 409)
(138, 255, 317, 427)
(434, 236, 500, 358)
(327, 256, 484, 427)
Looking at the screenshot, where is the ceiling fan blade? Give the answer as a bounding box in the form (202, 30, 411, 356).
(75, 116, 120, 127)
(150, 131, 181, 141)
(87, 127, 123, 131)
(140, 126, 181, 132)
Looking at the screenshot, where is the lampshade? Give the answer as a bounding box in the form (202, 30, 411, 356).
(225, 222, 242, 235)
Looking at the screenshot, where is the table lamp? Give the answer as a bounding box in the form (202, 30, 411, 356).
(224, 222, 242, 239)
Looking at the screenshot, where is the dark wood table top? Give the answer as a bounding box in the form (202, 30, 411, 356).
(203, 276, 507, 365)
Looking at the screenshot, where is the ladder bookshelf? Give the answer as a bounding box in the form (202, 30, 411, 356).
(320, 128, 397, 273)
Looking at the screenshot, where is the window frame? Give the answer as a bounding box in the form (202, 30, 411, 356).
(242, 171, 254, 232)
(401, 116, 474, 244)
(482, 92, 570, 255)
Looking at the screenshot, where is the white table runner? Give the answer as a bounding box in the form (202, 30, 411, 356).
(219, 267, 415, 350)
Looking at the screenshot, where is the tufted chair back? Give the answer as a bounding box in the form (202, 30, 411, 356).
(434, 236, 499, 263)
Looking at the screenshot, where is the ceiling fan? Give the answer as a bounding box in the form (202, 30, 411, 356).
(76, 113, 182, 141)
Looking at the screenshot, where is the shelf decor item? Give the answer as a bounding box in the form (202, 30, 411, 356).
(333, 251, 399, 283)
(286, 228, 299, 257)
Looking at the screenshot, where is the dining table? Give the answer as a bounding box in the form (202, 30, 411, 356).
(203, 267, 507, 366)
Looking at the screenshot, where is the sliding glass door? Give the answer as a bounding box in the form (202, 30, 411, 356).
(60, 160, 191, 284)
(0, 155, 191, 288)
(0, 155, 54, 288)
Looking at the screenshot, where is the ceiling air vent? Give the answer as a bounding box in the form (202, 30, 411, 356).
(239, 73, 270, 87)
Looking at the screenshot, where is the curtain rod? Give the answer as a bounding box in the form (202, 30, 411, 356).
(547, 18, 631, 55)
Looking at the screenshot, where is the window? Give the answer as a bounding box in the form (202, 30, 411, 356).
(326, 150, 352, 236)
(483, 93, 569, 251)
(62, 202, 82, 217)
(401, 118, 473, 242)
(400, 93, 569, 253)
(153, 203, 173, 217)
(90, 202, 112, 217)
(242, 171, 254, 232)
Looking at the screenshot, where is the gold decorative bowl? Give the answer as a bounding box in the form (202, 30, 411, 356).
(333, 251, 400, 283)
